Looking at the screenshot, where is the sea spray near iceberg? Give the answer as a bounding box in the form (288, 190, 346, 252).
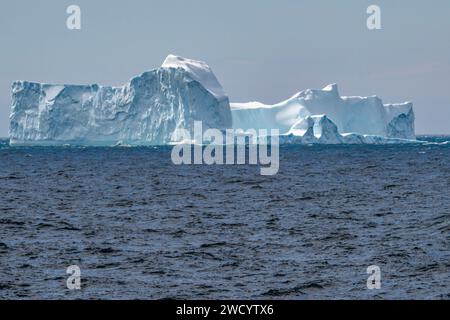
(9, 55, 415, 146)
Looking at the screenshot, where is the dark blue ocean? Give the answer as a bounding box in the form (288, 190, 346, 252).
(0, 136, 449, 299)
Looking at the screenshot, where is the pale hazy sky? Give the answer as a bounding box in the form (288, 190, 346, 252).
(1, 0, 449, 135)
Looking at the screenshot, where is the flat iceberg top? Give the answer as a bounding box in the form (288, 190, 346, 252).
(230, 101, 270, 110)
(162, 54, 227, 100)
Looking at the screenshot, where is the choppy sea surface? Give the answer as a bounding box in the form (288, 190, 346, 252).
(0, 136, 449, 300)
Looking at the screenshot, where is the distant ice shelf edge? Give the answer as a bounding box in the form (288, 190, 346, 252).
(9, 54, 416, 146)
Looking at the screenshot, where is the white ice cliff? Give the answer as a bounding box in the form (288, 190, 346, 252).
(9, 55, 415, 145)
(9, 55, 232, 146)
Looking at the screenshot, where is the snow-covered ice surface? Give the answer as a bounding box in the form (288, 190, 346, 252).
(162, 55, 227, 100)
(10, 55, 416, 146)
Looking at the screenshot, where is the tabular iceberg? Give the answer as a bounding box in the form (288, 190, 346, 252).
(231, 84, 415, 144)
(9, 55, 416, 146)
(9, 55, 232, 146)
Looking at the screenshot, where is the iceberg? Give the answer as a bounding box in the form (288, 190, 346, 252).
(9, 55, 232, 146)
(9, 55, 416, 146)
(231, 83, 416, 144)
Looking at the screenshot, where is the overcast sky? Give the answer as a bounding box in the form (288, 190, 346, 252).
(1, 0, 449, 135)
